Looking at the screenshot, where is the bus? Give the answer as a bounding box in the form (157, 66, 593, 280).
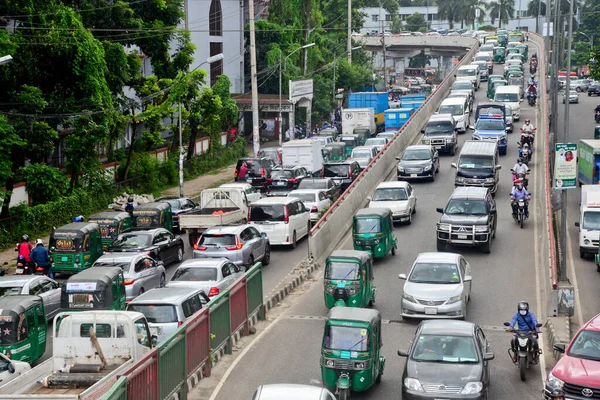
(403, 68, 436, 84)
(508, 32, 524, 44)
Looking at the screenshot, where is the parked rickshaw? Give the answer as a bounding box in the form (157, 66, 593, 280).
(488, 75, 504, 89)
(324, 250, 375, 309)
(517, 43, 528, 59)
(507, 71, 524, 87)
(493, 47, 506, 63)
(339, 135, 360, 158)
(489, 79, 508, 99)
(61, 267, 126, 312)
(50, 222, 103, 275)
(505, 66, 522, 80)
(324, 142, 347, 161)
(352, 208, 397, 258)
(0, 296, 47, 363)
(506, 45, 520, 54)
(484, 35, 499, 44)
(321, 307, 385, 400)
(88, 211, 133, 250)
(131, 202, 173, 232)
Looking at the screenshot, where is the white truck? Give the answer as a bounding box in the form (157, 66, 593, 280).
(179, 187, 249, 246)
(341, 108, 376, 136)
(576, 185, 600, 258)
(0, 311, 154, 399)
(281, 139, 324, 176)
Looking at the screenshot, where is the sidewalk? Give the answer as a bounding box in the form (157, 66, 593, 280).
(0, 140, 279, 268)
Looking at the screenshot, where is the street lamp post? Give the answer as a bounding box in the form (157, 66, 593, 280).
(179, 53, 224, 198)
(278, 43, 315, 145)
(578, 32, 595, 49)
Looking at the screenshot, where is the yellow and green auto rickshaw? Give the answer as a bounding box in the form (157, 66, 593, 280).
(131, 202, 173, 232)
(324, 142, 347, 162)
(321, 307, 385, 400)
(88, 211, 133, 250)
(352, 208, 397, 258)
(61, 267, 126, 312)
(497, 34, 508, 47)
(493, 47, 505, 63)
(339, 135, 361, 158)
(50, 222, 103, 275)
(323, 250, 375, 309)
(0, 295, 47, 363)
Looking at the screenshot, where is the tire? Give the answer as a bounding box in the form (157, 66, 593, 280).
(450, 146, 456, 156)
(247, 255, 254, 270)
(430, 171, 436, 182)
(580, 251, 586, 259)
(461, 304, 467, 320)
(437, 239, 446, 252)
(291, 231, 297, 249)
(376, 372, 382, 383)
(596, 262, 600, 273)
(339, 388, 349, 400)
(391, 245, 396, 256)
(480, 238, 491, 254)
(576, 87, 581, 92)
(520, 213, 524, 229)
(519, 356, 527, 381)
(412, 204, 416, 214)
(176, 246, 184, 263)
(407, 213, 412, 225)
(262, 244, 271, 266)
(159, 274, 166, 288)
(589, 92, 592, 96)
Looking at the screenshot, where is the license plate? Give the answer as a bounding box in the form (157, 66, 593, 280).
(260, 225, 273, 231)
(457, 234, 468, 239)
(15, 268, 23, 274)
(425, 307, 438, 315)
(410, 174, 417, 177)
(275, 181, 286, 186)
(61, 256, 69, 261)
(334, 180, 342, 184)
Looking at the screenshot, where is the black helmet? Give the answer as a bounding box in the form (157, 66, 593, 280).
(22, 234, 30, 242)
(518, 301, 529, 313)
(517, 158, 523, 163)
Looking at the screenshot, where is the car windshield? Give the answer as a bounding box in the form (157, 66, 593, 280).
(326, 261, 360, 280)
(412, 334, 479, 363)
(198, 234, 237, 247)
(93, 261, 129, 270)
(0, 286, 23, 296)
(111, 233, 152, 249)
(127, 304, 178, 323)
(288, 193, 316, 203)
(354, 217, 381, 234)
(425, 122, 453, 135)
(458, 155, 494, 169)
(164, 199, 181, 210)
(475, 56, 490, 61)
(271, 170, 294, 179)
(457, 69, 477, 77)
(452, 82, 472, 91)
(365, 139, 386, 146)
(476, 119, 505, 130)
(324, 325, 369, 351)
(250, 205, 285, 222)
(567, 330, 600, 361)
(298, 180, 327, 189)
(495, 93, 519, 102)
(341, 138, 356, 147)
(377, 133, 394, 140)
(402, 149, 431, 161)
(478, 107, 504, 117)
(445, 199, 488, 215)
(438, 105, 464, 116)
(583, 211, 600, 230)
(409, 263, 461, 284)
(352, 150, 372, 159)
(323, 165, 349, 178)
(372, 187, 407, 201)
(172, 267, 218, 281)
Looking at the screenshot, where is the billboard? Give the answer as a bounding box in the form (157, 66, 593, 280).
(289, 79, 314, 103)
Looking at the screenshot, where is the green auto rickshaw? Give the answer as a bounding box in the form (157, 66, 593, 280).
(339, 135, 360, 158)
(0, 295, 47, 363)
(497, 34, 508, 47)
(61, 267, 126, 311)
(131, 202, 173, 232)
(88, 211, 133, 250)
(352, 208, 397, 258)
(325, 142, 347, 161)
(324, 250, 375, 309)
(517, 44, 528, 60)
(506, 46, 520, 57)
(489, 79, 508, 99)
(488, 75, 504, 90)
(50, 222, 103, 275)
(594, 126, 600, 140)
(321, 307, 385, 400)
(493, 47, 505, 63)
(319, 127, 339, 141)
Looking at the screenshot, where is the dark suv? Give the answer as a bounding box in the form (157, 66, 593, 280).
(266, 166, 309, 196)
(321, 160, 362, 192)
(588, 82, 600, 96)
(235, 157, 276, 190)
(435, 187, 497, 254)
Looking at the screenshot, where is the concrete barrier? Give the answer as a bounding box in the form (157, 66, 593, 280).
(308, 37, 479, 263)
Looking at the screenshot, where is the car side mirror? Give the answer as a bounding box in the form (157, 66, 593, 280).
(536, 323, 543, 328)
(51, 247, 56, 252)
(553, 343, 566, 353)
(495, 165, 502, 170)
(395, 157, 401, 161)
(436, 207, 444, 213)
(157, 261, 165, 267)
(454, 128, 459, 132)
(454, 74, 457, 78)
(574, 222, 580, 227)
(261, 232, 267, 238)
(420, 129, 425, 134)
(397, 349, 409, 357)
(451, 163, 457, 169)
(520, 98, 524, 102)
(483, 352, 495, 361)
(151, 334, 158, 347)
(7, 363, 15, 374)
(463, 275, 472, 282)
(469, 126, 475, 130)
(398, 273, 407, 280)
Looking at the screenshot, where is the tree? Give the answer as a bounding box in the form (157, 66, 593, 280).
(19, 164, 68, 206)
(527, 0, 547, 33)
(487, 0, 515, 28)
(409, 50, 433, 68)
(390, 16, 404, 34)
(405, 13, 429, 32)
(458, 0, 486, 29)
(436, 0, 461, 29)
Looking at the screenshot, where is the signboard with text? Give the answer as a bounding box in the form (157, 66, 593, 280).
(289, 79, 314, 103)
(554, 143, 578, 189)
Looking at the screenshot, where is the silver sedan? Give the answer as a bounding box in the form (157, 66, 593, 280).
(93, 253, 166, 301)
(0, 276, 61, 320)
(399, 252, 472, 319)
(167, 258, 243, 299)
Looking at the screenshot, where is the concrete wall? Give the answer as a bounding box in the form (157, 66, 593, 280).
(308, 37, 479, 263)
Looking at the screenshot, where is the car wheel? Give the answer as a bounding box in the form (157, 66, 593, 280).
(589, 92, 592, 96)
(436, 239, 446, 252)
(407, 213, 412, 225)
(430, 171, 436, 182)
(461, 304, 467, 320)
(291, 231, 297, 249)
(576, 87, 581, 92)
(159, 274, 166, 288)
(176, 246, 184, 263)
(580, 251, 586, 259)
(247, 255, 254, 270)
(412, 204, 416, 214)
(262, 244, 271, 266)
(480, 238, 492, 254)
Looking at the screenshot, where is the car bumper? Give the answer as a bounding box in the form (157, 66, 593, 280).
(580, 246, 597, 256)
(309, 212, 320, 222)
(401, 299, 465, 318)
(454, 180, 497, 192)
(392, 211, 411, 222)
(193, 250, 244, 264)
(455, 120, 467, 132)
(437, 230, 491, 245)
(246, 177, 267, 190)
(403, 390, 486, 400)
(398, 170, 434, 180)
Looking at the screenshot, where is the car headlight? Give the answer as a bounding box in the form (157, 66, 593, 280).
(354, 361, 366, 369)
(455, 116, 464, 123)
(456, 176, 466, 183)
(474, 225, 488, 232)
(402, 293, 417, 303)
(325, 359, 335, 367)
(438, 223, 451, 231)
(404, 377, 424, 392)
(422, 138, 431, 144)
(424, 164, 432, 171)
(461, 381, 483, 394)
(446, 295, 462, 304)
(584, 239, 591, 245)
(398, 166, 405, 172)
(546, 372, 564, 390)
(373, 239, 380, 244)
(325, 285, 336, 294)
(485, 177, 495, 183)
(472, 134, 481, 140)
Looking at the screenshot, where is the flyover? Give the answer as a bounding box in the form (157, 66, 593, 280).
(358, 35, 475, 59)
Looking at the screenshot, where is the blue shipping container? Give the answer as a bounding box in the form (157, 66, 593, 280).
(384, 108, 413, 131)
(348, 92, 389, 115)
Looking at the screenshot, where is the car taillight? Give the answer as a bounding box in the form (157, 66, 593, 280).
(140, 250, 151, 255)
(225, 236, 243, 251)
(349, 167, 353, 178)
(247, 208, 252, 222)
(288, 178, 298, 183)
(234, 168, 239, 177)
(124, 279, 135, 285)
(194, 236, 207, 251)
(311, 206, 318, 213)
(266, 178, 273, 183)
(208, 287, 220, 297)
(178, 321, 184, 327)
(284, 205, 289, 223)
(260, 168, 266, 177)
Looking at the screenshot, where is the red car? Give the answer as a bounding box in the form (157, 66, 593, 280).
(544, 313, 600, 399)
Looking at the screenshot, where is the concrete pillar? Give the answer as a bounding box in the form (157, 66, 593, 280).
(290, 103, 296, 139)
(307, 99, 312, 135)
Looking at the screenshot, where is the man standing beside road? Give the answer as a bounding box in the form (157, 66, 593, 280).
(30, 239, 53, 278)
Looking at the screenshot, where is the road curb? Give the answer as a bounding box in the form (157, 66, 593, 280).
(264, 258, 320, 313)
(546, 315, 571, 360)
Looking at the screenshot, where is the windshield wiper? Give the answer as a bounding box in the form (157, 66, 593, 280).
(347, 337, 366, 351)
(341, 268, 357, 280)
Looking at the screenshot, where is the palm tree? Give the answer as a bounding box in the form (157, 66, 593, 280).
(459, 0, 487, 29)
(526, 0, 547, 33)
(487, 0, 515, 28)
(436, 0, 460, 29)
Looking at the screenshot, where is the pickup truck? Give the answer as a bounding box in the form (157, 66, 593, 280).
(0, 311, 154, 399)
(179, 188, 249, 246)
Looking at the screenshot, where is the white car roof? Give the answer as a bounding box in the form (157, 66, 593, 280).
(441, 97, 467, 105)
(375, 181, 410, 189)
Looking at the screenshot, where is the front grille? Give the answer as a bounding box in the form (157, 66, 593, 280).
(405, 168, 422, 173)
(593, 240, 600, 246)
(451, 225, 473, 233)
(423, 384, 462, 394)
(431, 139, 446, 145)
(563, 383, 600, 399)
(321, 357, 372, 370)
(416, 299, 446, 306)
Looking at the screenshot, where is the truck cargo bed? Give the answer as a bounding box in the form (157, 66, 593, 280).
(198, 207, 238, 214)
(25, 366, 120, 394)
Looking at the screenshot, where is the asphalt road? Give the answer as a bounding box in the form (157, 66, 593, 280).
(209, 59, 550, 398)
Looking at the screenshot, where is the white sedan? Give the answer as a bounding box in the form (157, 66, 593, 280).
(287, 189, 332, 223)
(562, 90, 579, 104)
(367, 181, 417, 224)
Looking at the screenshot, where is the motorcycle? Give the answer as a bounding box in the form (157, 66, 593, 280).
(503, 322, 543, 381)
(512, 198, 528, 228)
(595, 110, 600, 124)
(527, 92, 537, 106)
(15, 255, 31, 275)
(529, 63, 537, 74)
(521, 147, 532, 164)
(511, 170, 530, 189)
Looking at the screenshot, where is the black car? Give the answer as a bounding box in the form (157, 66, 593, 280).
(156, 197, 199, 231)
(398, 320, 494, 400)
(298, 178, 342, 202)
(235, 157, 277, 190)
(397, 145, 440, 181)
(588, 82, 600, 96)
(265, 166, 309, 196)
(105, 228, 184, 266)
(321, 160, 362, 192)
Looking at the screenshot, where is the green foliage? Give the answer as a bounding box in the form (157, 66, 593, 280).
(19, 164, 69, 206)
(0, 116, 23, 190)
(487, 0, 515, 28)
(478, 25, 497, 31)
(184, 138, 247, 179)
(125, 153, 177, 196)
(212, 75, 239, 130)
(409, 51, 434, 68)
(405, 13, 429, 32)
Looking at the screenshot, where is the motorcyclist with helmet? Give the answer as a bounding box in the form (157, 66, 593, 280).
(521, 143, 532, 162)
(125, 196, 136, 216)
(520, 119, 535, 147)
(528, 75, 538, 87)
(511, 179, 531, 218)
(30, 238, 53, 278)
(594, 105, 600, 123)
(507, 301, 541, 363)
(511, 158, 529, 181)
(15, 235, 33, 274)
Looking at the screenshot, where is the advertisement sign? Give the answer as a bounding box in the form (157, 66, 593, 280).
(289, 79, 314, 103)
(554, 143, 578, 189)
(543, 22, 554, 37)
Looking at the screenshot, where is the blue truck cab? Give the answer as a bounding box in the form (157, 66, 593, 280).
(471, 114, 508, 155)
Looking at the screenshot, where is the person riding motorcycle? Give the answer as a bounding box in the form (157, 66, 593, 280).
(507, 301, 541, 363)
(526, 82, 537, 96)
(521, 143, 532, 162)
(528, 76, 538, 87)
(511, 180, 531, 218)
(30, 238, 52, 278)
(125, 196, 136, 216)
(512, 158, 529, 179)
(15, 234, 32, 263)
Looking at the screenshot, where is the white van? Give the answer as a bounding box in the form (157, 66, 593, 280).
(494, 85, 522, 121)
(248, 196, 311, 247)
(455, 64, 481, 90)
(438, 97, 470, 132)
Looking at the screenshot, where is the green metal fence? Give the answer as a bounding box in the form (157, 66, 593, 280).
(209, 291, 232, 356)
(102, 376, 128, 400)
(158, 328, 188, 399)
(245, 262, 265, 320)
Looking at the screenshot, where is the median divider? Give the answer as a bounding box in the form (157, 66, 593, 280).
(308, 37, 480, 263)
(102, 262, 265, 400)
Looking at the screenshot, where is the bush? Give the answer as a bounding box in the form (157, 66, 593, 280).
(184, 137, 247, 178)
(479, 25, 497, 32)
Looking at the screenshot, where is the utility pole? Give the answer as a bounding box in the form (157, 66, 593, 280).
(278, 50, 283, 145)
(249, 0, 260, 156)
(544, 0, 551, 63)
(382, 19, 387, 89)
(537, 0, 542, 34)
(178, 102, 184, 198)
(347, 0, 352, 63)
(550, 0, 560, 142)
(518, 0, 522, 28)
(332, 52, 336, 122)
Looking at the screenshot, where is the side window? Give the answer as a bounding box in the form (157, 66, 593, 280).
(41, 279, 56, 292)
(296, 201, 305, 213)
(229, 263, 241, 274)
(239, 229, 249, 242)
(318, 192, 325, 201)
(134, 319, 151, 347)
(164, 231, 174, 240)
(222, 264, 231, 278)
(459, 258, 467, 278)
(26, 309, 36, 333)
(182, 300, 193, 318)
(249, 227, 261, 238)
(407, 185, 412, 196)
(83, 234, 91, 251)
(187, 295, 202, 315)
(29, 281, 43, 296)
(35, 305, 45, 326)
(286, 203, 296, 216)
(476, 328, 487, 351)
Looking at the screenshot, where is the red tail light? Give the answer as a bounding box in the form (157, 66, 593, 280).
(288, 178, 298, 183)
(284, 205, 289, 223)
(311, 206, 318, 213)
(260, 168, 266, 177)
(208, 287, 220, 297)
(5, 350, 10, 359)
(234, 168, 239, 177)
(225, 236, 243, 251)
(247, 207, 251, 222)
(178, 321, 184, 327)
(349, 167, 353, 178)
(194, 236, 207, 251)
(266, 178, 273, 183)
(124, 279, 135, 285)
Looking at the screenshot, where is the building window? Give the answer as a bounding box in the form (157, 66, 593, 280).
(372, 15, 379, 22)
(209, 0, 222, 36)
(430, 14, 437, 21)
(210, 42, 223, 86)
(385, 14, 391, 21)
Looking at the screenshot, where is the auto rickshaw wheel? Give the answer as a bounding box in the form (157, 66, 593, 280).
(376, 372, 382, 383)
(338, 388, 349, 400)
(391, 245, 396, 256)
